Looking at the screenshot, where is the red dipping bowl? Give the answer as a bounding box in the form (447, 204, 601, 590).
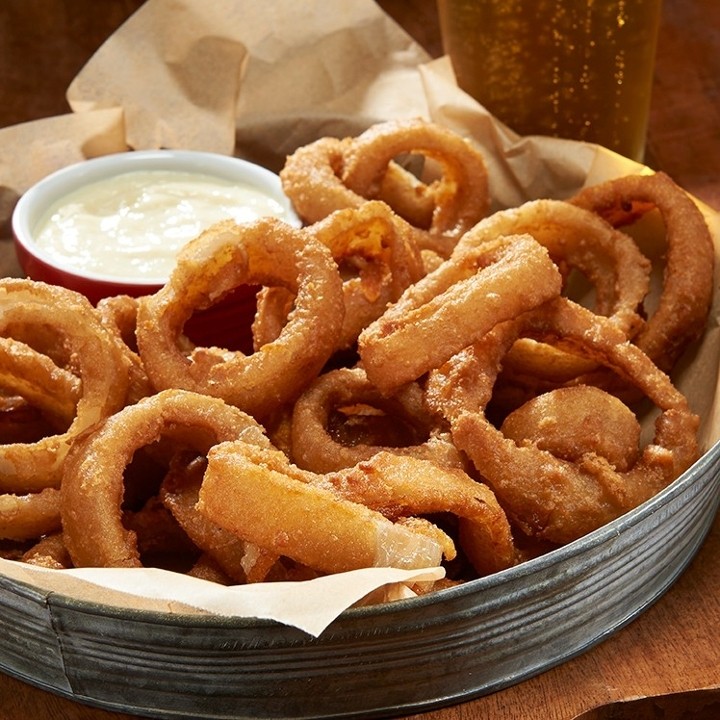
(11, 149, 301, 351)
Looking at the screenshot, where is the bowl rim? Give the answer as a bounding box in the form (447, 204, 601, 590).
(11, 148, 300, 287)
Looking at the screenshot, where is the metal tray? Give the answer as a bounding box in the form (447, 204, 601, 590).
(1, 440, 718, 720)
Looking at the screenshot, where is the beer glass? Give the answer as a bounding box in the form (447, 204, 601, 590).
(437, 0, 662, 161)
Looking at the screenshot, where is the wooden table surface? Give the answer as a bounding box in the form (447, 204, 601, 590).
(1, 1, 719, 718)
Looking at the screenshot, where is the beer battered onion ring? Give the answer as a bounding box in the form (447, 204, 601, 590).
(159, 454, 280, 583)
(253, 201, 424, 352)
(280, 118, 490, 258)
(199, 440, 454, 575)
(342, 119, 491, 249)
(199, 441, 515, 577)
(278, 138, 434, 230)
(425, 298, 700, 545)
(570, 171, 715, 371)
(0, 337, 80, 432)
(328, 451, 517, 576)
(500, 385, 642, 473)
(136, 218, 344, 419)
(0, 279, 128, 493)
(290, 366, 464, 473)
(358, 234, 563, 395)
(455, 199, 651, 383)
(61, 389, 271, 568)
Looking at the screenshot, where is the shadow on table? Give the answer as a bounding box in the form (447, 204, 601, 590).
(576, 689, 720, 719)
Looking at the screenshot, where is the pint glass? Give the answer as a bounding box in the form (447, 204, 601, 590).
(437, 0, 662, 161)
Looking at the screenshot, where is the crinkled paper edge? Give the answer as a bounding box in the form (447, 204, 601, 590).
(0, 560, 445, 637)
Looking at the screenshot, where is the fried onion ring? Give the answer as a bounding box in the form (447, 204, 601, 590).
(290, 366, 464, 473)
(455, 199, 651, 384)
(570, 171, 715, 371)
(342, 118, 491, 254)
(358, 234, 563, 394)
(253, 201, 424, 352)
(199, 440, 454, 574)
(280, 119, 490, 258)
(136, 218, 344, 419)
(426, 297, 700, 544)
(60, 389, 270, 568)
(0, 279, 128, 492)
(327, 451, 517, 576)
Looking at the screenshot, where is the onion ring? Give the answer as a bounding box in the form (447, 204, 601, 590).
(279, 136, 437, 229)
(290, 366, 464, 473)
(61, 388, 270, 568)
(425, 297, 700, 544)
(454, 198, 651, 384)
(280, 119, 491, 258)
(199, 440, 454, 574)
(570, 171, 715, 371)
(254, 201, 424, 351)
(327, 451, 517, 577)
(342, 118, 491, 254)
(136, 218, 344, 419)
(358, 234, 563, 395)
(0, 279, 128, 493)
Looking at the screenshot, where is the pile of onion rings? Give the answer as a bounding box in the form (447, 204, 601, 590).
(2, 118, 714, 603)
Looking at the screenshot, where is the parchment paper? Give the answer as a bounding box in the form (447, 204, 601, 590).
(0, 0, 717, 638)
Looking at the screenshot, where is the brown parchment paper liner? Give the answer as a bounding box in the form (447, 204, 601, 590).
(0, 0, 718, 638)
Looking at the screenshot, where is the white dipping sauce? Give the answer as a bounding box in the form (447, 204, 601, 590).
(34, 169, 290, 281)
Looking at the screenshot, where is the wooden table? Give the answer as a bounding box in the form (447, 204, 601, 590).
(1, 1, 719, 718)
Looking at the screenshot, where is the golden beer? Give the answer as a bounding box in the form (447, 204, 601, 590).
(437, 0, 662, 161)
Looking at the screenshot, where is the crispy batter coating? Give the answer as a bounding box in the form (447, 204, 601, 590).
(136, 217, 345, 420)
(426, 298, 700, 544)
(570, 172, 715, 372)
(281, 118, 491, 259)
(61, 389, 270, 568)
(359, 234, 563, 394)
(254, 201, 424, 352)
